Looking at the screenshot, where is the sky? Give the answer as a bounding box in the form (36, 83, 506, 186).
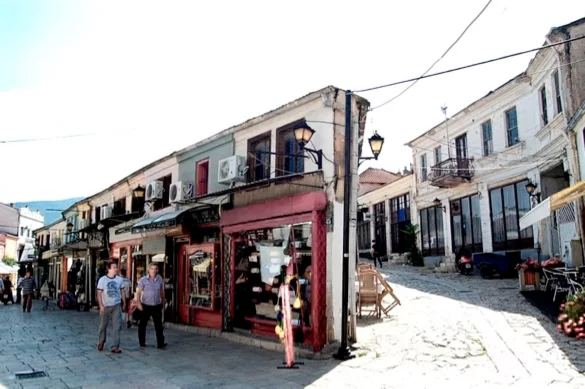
(1, 0, 584, 202)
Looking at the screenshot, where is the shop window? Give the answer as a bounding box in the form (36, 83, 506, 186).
(196, 159, 209, 196)
(183, 244, 220, 310)
(113, 198, 126, 216)
(233, 223, 313, 333)
(153, 174, 172, 211)
(489, 180, 533, 251)
(450, 194, 482, 254)
(276, 121, 305, 176)
(420, 206, 445, 256)
(248, 132, 271, 182)
(390, 193, 411, 254)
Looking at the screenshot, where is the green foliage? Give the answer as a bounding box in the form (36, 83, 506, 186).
(2, 257, 16, 267)
(402, 224, 424, 267)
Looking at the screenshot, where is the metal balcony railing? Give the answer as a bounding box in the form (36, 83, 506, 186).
(428, 158, 475, 187)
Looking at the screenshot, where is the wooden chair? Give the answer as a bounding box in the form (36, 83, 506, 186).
(374, 272, 401, 316)
(357, 268, 380, 318)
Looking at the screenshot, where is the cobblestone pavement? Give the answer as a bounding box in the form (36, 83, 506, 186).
(2, 265, 585, 389)
(351, 263, 585, 389)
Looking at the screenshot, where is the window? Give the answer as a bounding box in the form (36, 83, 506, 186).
(450, 194, 482, 253)
(373, 201, 387, 256)
(81, 211, 87, 220)
(420, 206, 444, 256)
(153, 174, 172, 211)
(506, 107, 519, 146)
(248, 132, 271, 181)
(455, 134, 468, 159)
(489, 180, 533, 250)
(20, 227, 24, 236)
(95, 206, 101, 223)
(277, 121, 305, 176)
(196, 159, 209, 196)
(113, 198, 126, 216)
(540, 86, 548, 126)
(420, 154, 428, 181)
(434, 146, 441, 165)
(482, 121, 493, 156)
(390, 194, 411, 254)
(553, 71, 563, 114)
(357, 209, 371, 251)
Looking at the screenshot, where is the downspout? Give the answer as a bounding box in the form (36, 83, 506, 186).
(545, 35, 585, 259)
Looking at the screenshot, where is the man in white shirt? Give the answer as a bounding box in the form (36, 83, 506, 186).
(96, 261, 126, 354)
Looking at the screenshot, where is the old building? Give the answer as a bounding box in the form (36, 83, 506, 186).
(406, 18, 585, 268)
(17, 206, 44, 263)
(358, 167, 401, 196)
(0, 203, 19, 262)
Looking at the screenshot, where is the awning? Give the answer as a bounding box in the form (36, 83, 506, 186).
(41, 249, 59, 260)
(131, 208, 191, 234)
(0, 261, 19, 274)
(152, 253, 166, 262)
(19, 244, 36, 263)
(519, 180, 585, 229)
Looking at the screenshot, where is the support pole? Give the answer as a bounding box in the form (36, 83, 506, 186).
(334, 90, 355, 360)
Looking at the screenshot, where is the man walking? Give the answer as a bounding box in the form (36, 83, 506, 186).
(371, 239, 383, 268)
(97, 261, 126, 354)
(136, 263, 166, 349)
(21, 271, 36, 312)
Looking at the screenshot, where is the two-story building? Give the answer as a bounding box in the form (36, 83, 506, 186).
(35, 219, 67, 290)
(0, 203, 19, 263)
(406, 19, 585, 269)
(17, 206, 44, 264)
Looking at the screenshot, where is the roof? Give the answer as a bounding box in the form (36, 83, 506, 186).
(404, 72, 525, 147)
(359, 168, 401, 184)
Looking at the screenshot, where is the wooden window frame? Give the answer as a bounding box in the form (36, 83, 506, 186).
(505, 107, 519, 147)
(420, 154, 427, 182)
(247, 131, 272, 182)
(553, 71, 563, 114)
(481, 120, 493, 156)
(276, 120, 306, 177)
(540, 86, 549, 126)
(196, 159, 210, 197)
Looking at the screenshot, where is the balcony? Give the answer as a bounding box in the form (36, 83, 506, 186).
(50, 238, 62, 250)
(427, 158, 475, 188)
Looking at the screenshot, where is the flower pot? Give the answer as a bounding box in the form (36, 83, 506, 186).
(524, 271, 537, 285)
(519, 269, 541, 291)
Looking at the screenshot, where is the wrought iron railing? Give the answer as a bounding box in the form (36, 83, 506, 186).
(428, 158, 475, 183)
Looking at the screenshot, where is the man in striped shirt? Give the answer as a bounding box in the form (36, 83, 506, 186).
(21, 271, 36, 312)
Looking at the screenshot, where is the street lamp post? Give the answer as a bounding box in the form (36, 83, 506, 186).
(334, 91, 385, 360)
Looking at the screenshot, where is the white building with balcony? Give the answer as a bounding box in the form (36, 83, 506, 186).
(406, 35, 582, 268)
(17, 206, 44, 263)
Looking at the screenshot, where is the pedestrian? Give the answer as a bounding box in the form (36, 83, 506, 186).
(0, 276, 4, 301)
(2, 276, 14, 304)
(16, 275, 23, 304)
(21, 271, 36, 312)
(371, 239, 383, 268)
(119, 269, 133, 328)
(135, 263, 167, 349)
(96, 261, 126, 354)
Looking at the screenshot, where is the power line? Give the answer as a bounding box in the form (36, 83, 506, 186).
(355, 35, 585, 94)
(370, 0, 493, 111)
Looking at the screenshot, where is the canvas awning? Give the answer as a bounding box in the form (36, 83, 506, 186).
(19, 244, 36, 263)
(0, 261, 19, 274)
(152, 253, 166, 262)
(519, 180, 585, 229)
(131, 209, 190, 233)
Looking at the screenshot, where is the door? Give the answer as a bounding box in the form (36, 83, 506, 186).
(455, 134, 469, 174)
(373, 202, 387, 257)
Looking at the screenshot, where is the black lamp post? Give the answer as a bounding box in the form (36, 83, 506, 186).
(334, 91, 385, 361)
(433, 198, 446, 212)
(292, 122, 323, 170)
(133, 186, 145, 198)
(66, 222, 74, 232)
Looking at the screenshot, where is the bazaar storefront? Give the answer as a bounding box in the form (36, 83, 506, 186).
(220, 192, 328, 352)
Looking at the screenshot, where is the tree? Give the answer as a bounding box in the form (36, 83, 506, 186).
(402, 224, 424, 267)
(2, 257, 16, 267)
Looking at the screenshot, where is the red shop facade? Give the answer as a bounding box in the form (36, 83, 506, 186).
(220, 191, 328, 352)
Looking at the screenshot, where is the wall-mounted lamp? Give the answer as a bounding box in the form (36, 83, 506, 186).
(133, 185, 145, 198)
(433, 198, 446, 212)
(66, 222, 74, 232)
(525, 181, 541, 203)
(358, 131, 385, 165)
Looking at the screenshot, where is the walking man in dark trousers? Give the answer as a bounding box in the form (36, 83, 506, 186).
(21, 271, 36, 312)
(135, 263, 167, 349)
(371, 240, 383, 268)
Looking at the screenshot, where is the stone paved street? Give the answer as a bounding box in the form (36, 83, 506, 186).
(2, 265, 585, 388)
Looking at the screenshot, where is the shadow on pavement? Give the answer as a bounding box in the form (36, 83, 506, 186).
(0, 301, 343, 389)
(370, 262, 585, 375)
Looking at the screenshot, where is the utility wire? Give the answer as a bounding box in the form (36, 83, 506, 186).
(369, 0, 493, 111)
(355, 35, 585, 94)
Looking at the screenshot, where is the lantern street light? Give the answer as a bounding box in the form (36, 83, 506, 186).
(433, 198, 446, 212)
(133, 186, 145, 198)
(358, 131, 385, 165)
(66, 222, 74, 232)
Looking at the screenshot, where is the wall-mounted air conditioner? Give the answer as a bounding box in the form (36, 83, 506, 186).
(170, 181, 194, 203)
(218, 155, 248, 184)
(100, 205, 112, 220)
(146, 181, 164, 201)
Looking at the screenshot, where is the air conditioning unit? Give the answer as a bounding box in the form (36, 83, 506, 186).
(218, 155, 248, 184)
(170, 181, 194, 203)
(146, 180, 164, 201)
(79, 219, 90, 230)
(100, 205, 112, 220)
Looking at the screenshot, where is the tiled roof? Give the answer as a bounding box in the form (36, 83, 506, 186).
(359, 168, 401, 184)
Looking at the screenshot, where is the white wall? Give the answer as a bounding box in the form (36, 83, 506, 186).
(18, 207, 44, 246)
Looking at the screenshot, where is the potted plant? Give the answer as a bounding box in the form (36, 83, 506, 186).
(541, 257, 565, 269)
(557, 292, 585, 339)
(516, 258, 541, 290)
(402, 224, 424, 267)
